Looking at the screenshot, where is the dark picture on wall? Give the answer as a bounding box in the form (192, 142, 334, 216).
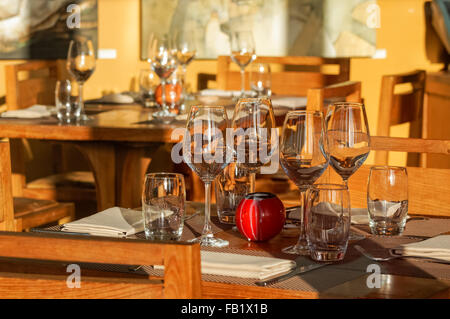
(0, 0, 98, 59)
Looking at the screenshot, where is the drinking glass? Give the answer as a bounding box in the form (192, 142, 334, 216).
(67, 38, 96, 122)
(215, 162, 251, 224)
(183, 105, 230, 247)
(280, 111, 329, 255)
(324, 102, 370, 241)
(55, 80, 80, 123)
(250, 63, 271, 97)
(231, 98, 276, 193)
(306, 184, 351, 262)
(324, 102, 371, 187)
(142, 173, 186, 241)
(368, 166, 408, 235)
(173, 30, 196, 102)
(139, 68, 158, 108)
(230, 30, 256, 98)
(148, 33, 178, 123)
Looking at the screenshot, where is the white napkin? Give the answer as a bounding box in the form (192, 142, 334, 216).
(61, 207, 143, 238)
(271, 96, 307, 109)
(199, 89, 255, 98)
(156, 251, 295, 280)
(390, 235, 450, 263)
(1, 105, 54, 119)
(86, 93, 135, 104)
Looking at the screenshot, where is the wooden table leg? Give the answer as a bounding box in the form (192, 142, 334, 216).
(115, 145, 153, 209)
(72, 143, 116, 211)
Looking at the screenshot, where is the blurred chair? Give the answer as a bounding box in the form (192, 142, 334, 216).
(306, 81, 362, 112)
(216, 56, 350, 96)
(5, 61, 96, 204)
(279, 136, 450, 217)
(0, 231, 201, 298)
(0, 138, 74, 231)
(375, 70, 426, 166)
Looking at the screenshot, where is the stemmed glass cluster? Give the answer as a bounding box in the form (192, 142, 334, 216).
(280, 102, 371, 255)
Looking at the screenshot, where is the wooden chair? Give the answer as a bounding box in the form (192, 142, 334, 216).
(280, 136, 450, 217)
(0, 231, 201, 298)
(5, 61, 96, 204)
(306, 81, 362, 113)
(375, 70, 426, 166)
(216, 56, 350, 96)
(0, 138, 74, 231)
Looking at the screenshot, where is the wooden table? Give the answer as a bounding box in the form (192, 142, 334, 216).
(0, 105, 185, 211)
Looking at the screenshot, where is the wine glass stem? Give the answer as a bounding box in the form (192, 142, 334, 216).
(78, 82, 85, 115)
(181, 65, 187, 100)
(240, 67, 245, 97)
(161, 79, 167, 111)
(297, 188, 308, 247)
(202, 181, 213, 237)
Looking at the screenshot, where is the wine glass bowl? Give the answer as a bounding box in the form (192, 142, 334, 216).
(230, 30, 256, 98)
(183, 105, 230, 247)
(280, 110, 329, 255)
(66, 37, 96, 121)
(231, 98, 276, 192)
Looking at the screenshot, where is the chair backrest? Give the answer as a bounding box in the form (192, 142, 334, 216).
(0, 231, 202, 299)
(5, 60, 67, 110)
(0, 139, 15, 231)
(325, 136, 450, 217)
(217, 56, 350, 96)
(306, 81, 362, 113)
(375, 70, 426, 166)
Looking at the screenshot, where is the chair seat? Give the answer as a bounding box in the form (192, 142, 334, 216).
(13, 197, 75, 230)
(26, 171, 95, 189)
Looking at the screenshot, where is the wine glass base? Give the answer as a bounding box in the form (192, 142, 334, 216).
(152, 110, 176, 124)
(78, 114, 93, 122)
(190, 235, 229, 248)
(282, 244, 310, 256)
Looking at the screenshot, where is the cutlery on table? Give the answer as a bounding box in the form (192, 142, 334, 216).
(255, 262, 330, 287)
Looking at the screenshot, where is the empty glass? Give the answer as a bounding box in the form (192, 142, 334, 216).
(306, 184, 351, 262)
(250, 63, 271, 97)
(230, 30, 256, 98)
(215, 162, 251, 224)
(142, 173, 185, 241)
(367, 166, 408, 235)
(55, 80, 80, 123)
(139, 68, 158, 108)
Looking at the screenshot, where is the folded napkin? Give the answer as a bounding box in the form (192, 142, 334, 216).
(199, 89, 255, 98)
(271, 96, 307, 109)
(85, 93, 135, 105)
(390, 235, 450, 263)
(156, 251, 295, 280)
(1, 105, 54, 119)
(61, 207, 143, 238)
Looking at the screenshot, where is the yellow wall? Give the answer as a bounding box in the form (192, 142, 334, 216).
(0, 0, 445, 164)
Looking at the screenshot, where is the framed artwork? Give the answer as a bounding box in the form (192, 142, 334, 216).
(141, 0, 378, 60)
(0, 0, 98, 59)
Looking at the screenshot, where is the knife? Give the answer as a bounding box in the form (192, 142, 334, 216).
(255, 262, 330, 287)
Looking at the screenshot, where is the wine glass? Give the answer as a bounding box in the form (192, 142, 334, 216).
(139, 68, 158, 108)
(148, 33, 178, 123)
(230, 30, 256, 98)
(173, 30, 196, 102)
(324, 102, 371, 241)
(231, 98, 276, 193)
(249, 63, 271, 97)
(280, 111, 329, 255)
(324, 102, 371, 187)
(183, 105, 230, 247)
(66, 38, 96, 121)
